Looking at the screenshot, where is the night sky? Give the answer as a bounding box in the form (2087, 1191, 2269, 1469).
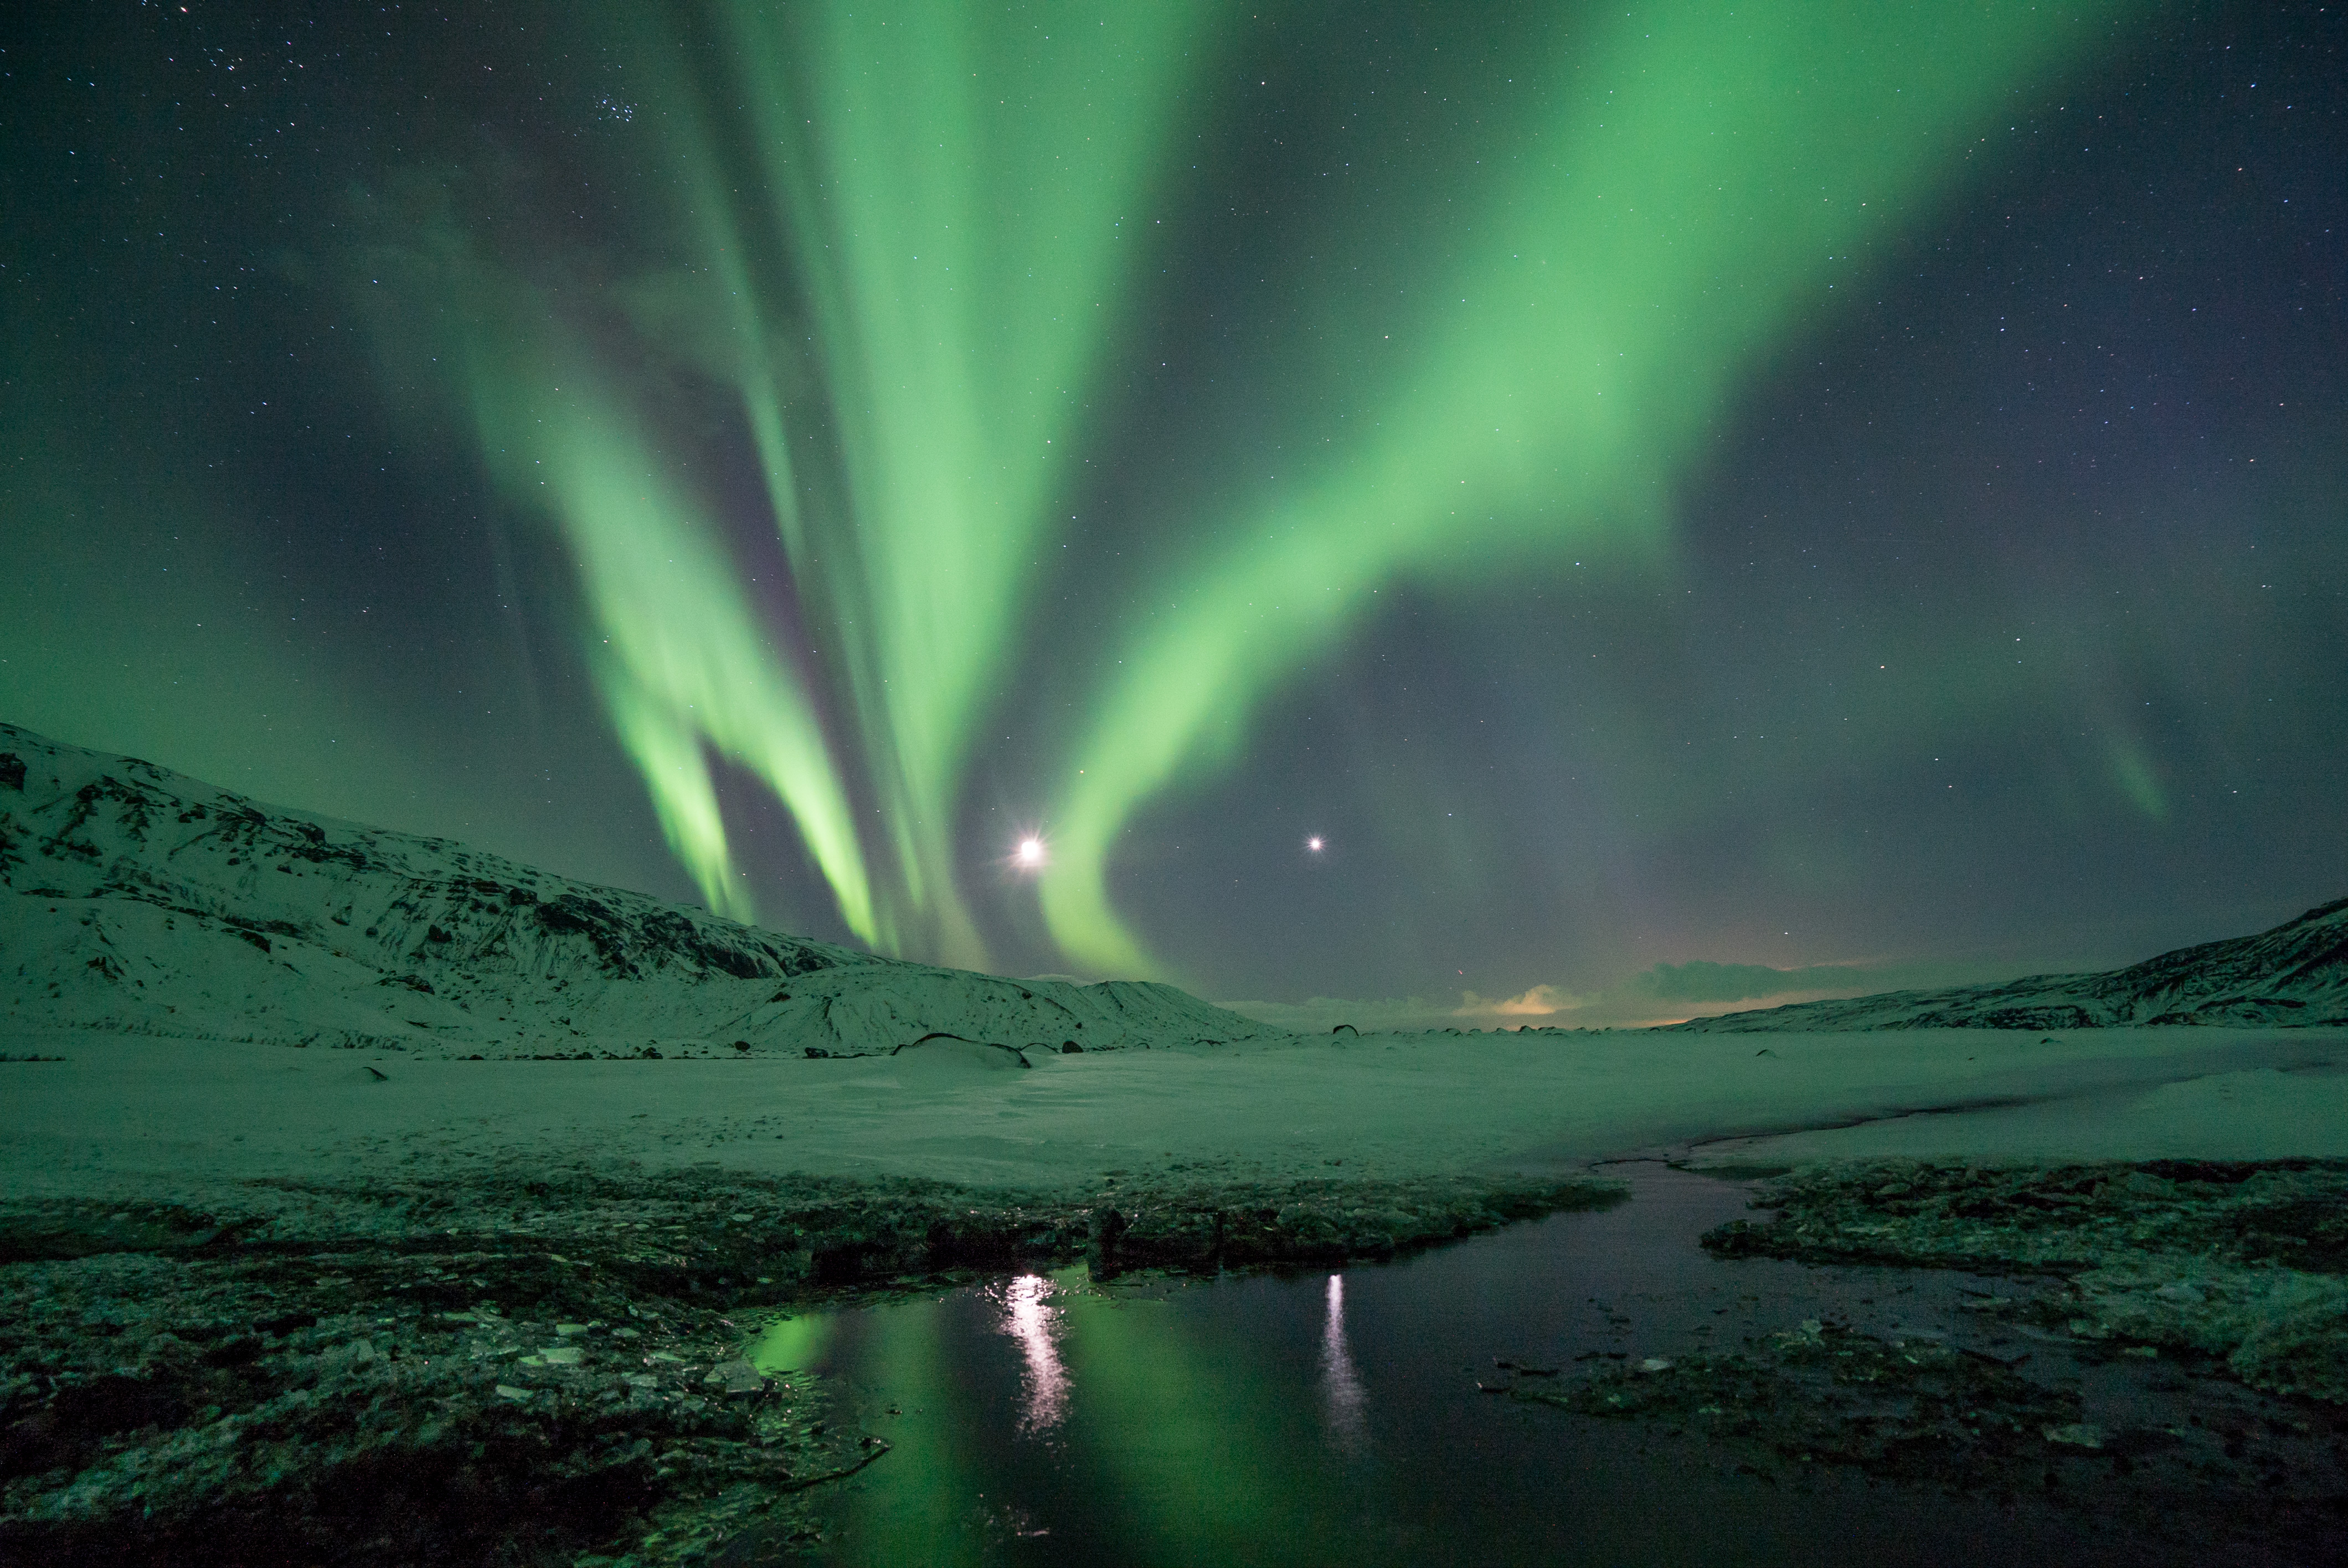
(4, 1, 2343, 1027)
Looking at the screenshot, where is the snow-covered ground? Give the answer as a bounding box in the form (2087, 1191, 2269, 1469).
(6, 1023, 2345, 1215)
(8, 718, 2348, 1211)
(1671, 895, 2348, 1031)
(0, 720, 1269, 1060)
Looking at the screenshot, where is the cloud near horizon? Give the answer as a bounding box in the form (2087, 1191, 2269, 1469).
(1218, 984, 1606, 1035)
(1455, 984, 1586, 1018)
(1217, 954, 2011, 1035)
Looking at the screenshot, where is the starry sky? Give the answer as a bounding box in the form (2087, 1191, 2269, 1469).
(3, 1, 2343, 1027)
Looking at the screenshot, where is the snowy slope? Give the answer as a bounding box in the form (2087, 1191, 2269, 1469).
(1673, 898, 2348, 1032)
(0, 722, 1278, 1057)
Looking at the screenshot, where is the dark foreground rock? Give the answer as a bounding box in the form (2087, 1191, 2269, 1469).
(1490, 1159, 2348, 1564)
(1705, 1157, 2348, 1400)
(0, 1167, 1619, 1566)
(1512, 1315, 2080, 1483)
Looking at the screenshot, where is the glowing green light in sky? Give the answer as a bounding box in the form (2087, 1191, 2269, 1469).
(368, 0, 2143, 969)
(1039, 0, 2137, 976)
(612, 0, 1221, 963)
(2108, 734, 2169, 821)
(464, 339, 879, 940)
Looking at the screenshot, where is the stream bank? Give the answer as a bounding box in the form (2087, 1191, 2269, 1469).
(0, 1165, 1616, 1565)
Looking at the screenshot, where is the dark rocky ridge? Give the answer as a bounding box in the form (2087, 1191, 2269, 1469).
(1671, 897, 2348, 1032)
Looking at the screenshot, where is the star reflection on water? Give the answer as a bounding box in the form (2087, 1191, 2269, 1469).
(1321, 1273, 1369, 1452)
(995, 1273, 1069, 1436)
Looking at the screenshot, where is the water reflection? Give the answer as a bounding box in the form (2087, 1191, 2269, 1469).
(739, 1168, 2145, 1565)
(1320, 1274, 1369, 1452)
(857, 1299, 984, 1566)
(748, 1311, 832, 1377)
(995, 1273, 1069, 1435)
(1054, 1279, 1309, 1562)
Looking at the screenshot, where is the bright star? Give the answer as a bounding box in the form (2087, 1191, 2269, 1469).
(1306, 836, 1325, 853)
(1016, 837, 1047, 869)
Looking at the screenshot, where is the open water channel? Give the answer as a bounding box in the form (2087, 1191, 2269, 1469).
(714, 1164, 2301, 1566)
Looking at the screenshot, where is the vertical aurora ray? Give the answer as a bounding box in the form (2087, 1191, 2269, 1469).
(461, 334, 879, 938)
(354, 1, 1219, 955)
(1039, 0, 2141, 976)
(622, 1, 1223, 963)
(333, 123, 887, 943)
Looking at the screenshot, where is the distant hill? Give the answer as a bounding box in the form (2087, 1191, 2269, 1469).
(1670, 898, 2348, 1032)
(0, 722, 1275, 1057)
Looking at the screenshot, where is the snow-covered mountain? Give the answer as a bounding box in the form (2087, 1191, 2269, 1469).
(0, 722, 1277, 1057)
(1672, 897, 2348, 1032)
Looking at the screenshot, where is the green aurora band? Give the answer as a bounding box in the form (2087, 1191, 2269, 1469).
(465, 345, 879, 938)
(1038, 0, 2139, 976)
(378, 1, 1219, 959)
(600, 0, 1221, 964)
(394, 1, 2144, 974)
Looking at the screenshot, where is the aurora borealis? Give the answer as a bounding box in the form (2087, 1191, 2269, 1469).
(4, 1, 2344, 1023)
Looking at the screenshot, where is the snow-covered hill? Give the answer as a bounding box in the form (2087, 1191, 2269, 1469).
(0, 722, 1278, 1057)
(1673, 897, 2348, 1031)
